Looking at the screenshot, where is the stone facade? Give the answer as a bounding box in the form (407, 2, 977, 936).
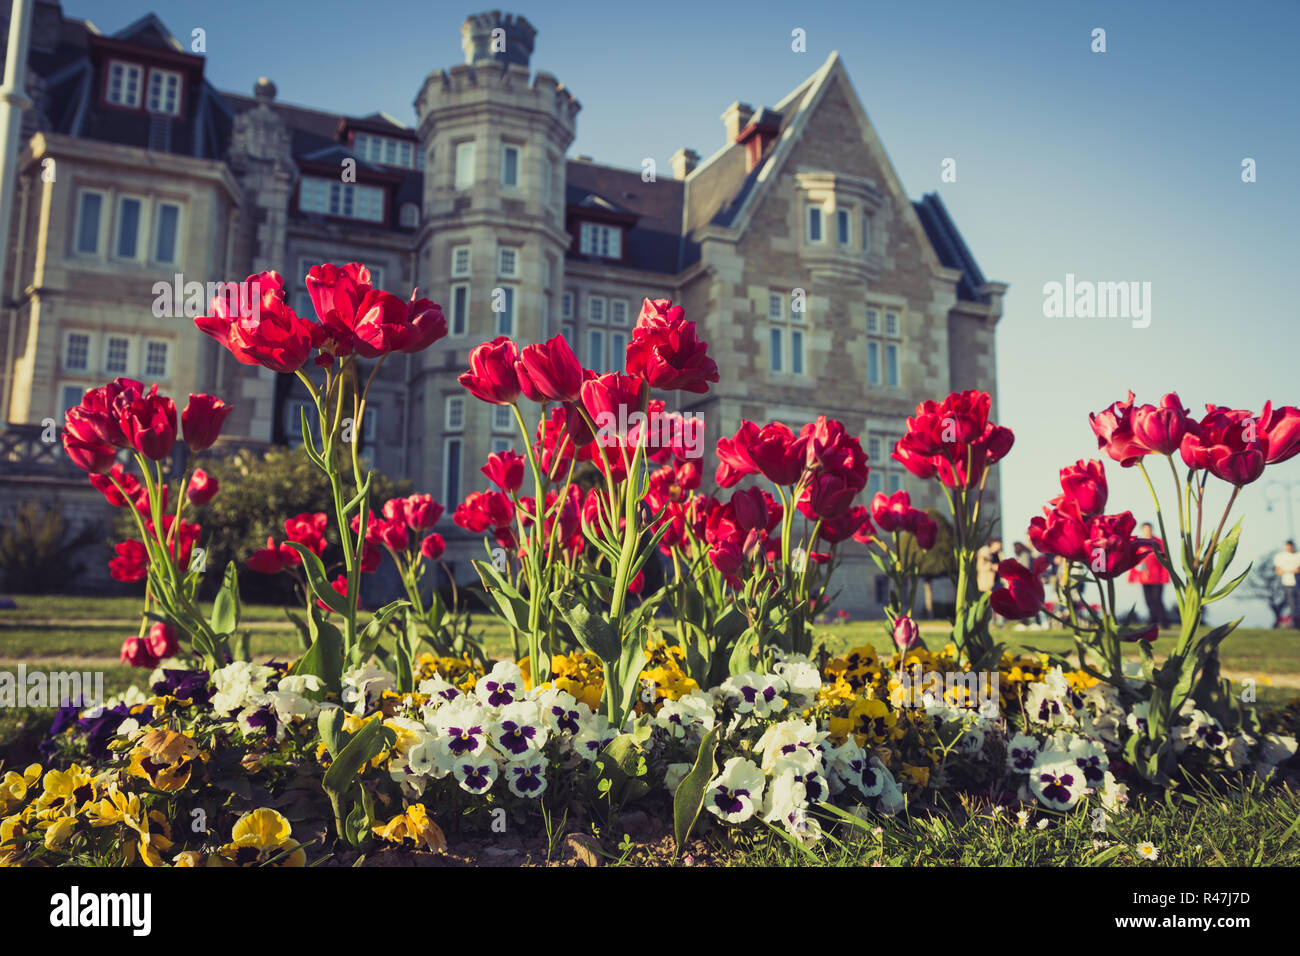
(1, 5, 1005, 613)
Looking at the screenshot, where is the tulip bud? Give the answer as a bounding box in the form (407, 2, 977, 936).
(892, 615, 921, 652)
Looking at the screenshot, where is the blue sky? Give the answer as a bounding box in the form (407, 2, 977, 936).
(83, 0, 1299, 624)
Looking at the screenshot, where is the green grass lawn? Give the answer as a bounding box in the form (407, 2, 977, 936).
(4, 594, 1300, 682)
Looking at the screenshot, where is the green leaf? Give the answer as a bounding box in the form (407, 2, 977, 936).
(352, 598, 409, 665)
(1206, 565, 1251, 603)
(209, 561, 240, 636)
(549, 589, 620, 662)
(617, 640, 649, 720)
(282, 541, 348, 615)
(1203, 519, 1243, 593)
(672, 726, 719, 855)
(342, 471, 374, 517)
(291, 606, 345, 693)
(472, 560, 533, 631)
(318, 706, 345, 759)
(322, 719, 394, 798)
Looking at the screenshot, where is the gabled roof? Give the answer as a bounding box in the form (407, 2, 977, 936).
(110, 13, 183, 51)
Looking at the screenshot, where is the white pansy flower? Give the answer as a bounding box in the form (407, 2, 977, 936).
(1005, 732, 1040, 773)
(652, 689, 715, 740)
(340, 663, 395, 715)
(704, 757, 765, 824)
(719, 671, 788, 718)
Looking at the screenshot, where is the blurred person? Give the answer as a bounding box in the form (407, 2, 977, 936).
(1127, 521, 1171, 630)
(1274, 540, 1300, 629)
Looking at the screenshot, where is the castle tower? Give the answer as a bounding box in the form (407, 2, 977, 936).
(410, 12, 579, 546)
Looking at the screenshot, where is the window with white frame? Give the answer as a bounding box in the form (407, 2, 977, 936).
(444, 437, 462, 508)
(454, 141, 476, 190)
(579, 222, 621, 259)
(64, 332, 90, 372)
(75, 190, 106, 255)
(449, 283, 469, 337)
(767, 292, 805, 376)
(562, 292, 574, 320)
(59, 385, 85, 418)
(610, 299, 629, 326)
(609, 330, 627, 371)
(501, 144, 520, 187)
(561, 323, 574, 348)
(495, 286, 515, 336)
(104, 336, 130, 375)
(498, 246, 519, 277)
(867, 435, 905, 495)
(106, 61, 142, 108)
(588, 328, 605, 371)
(355, 133, 415, 169)
(445, 395, 465, 431)
(144, 340, 169, 379)
(492, 405, 513, 434)
(490, 437, 512, 455)
(587, 296, 606, 324)
(114, 196, 144, 259)
(298, 177, 384, 223)
(153, 202, 181, 263)
(806, 205, 824, 243)
(866, 305, 902, 388)
(146, 68, 181, 116)
(836, 208, 851, 246)
(451, 245, 471, 277)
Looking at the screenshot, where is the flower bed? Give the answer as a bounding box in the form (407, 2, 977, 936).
(6, 261, 1296, 867)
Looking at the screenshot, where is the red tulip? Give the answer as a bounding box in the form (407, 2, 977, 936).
(1259, 402, 1300, 465)
(625, 299, 719, 393)
(745, 422, 806, 486)
(69, 378, 143, 447)
(187, 468, 219, 506)
(482, 449, 526, 493)
(910, 511, 937, 550)
(459, 336, 522, 405)
(1056, 459, 1108, 519)
(708, 539, 744, 588)
(1083, 512, 1145, 579)
(285, 512, 329, 553)
(582, 372, 648, 438)
(817, 505, 870, 544)
(892, 615, 921, 652)
(1089, 391, 1148, 467)
(377, 518, 410, 551)
(730, 487, 770, 534)
(1131, 393, 1195, 457)
(116, 384, 177, 460)
(454, 491, 515, 533)
(403, 494, 445, 531)
(247, 538, 288, 575)
(871, 490, 913, 533)
(181, 394, 232, 451)
(516, 334, 585, 403)
(145, 622, 179, 660)
(716, 421, 762, 488)
(419, 533, 446, 561)
(306, 262, 372, 341)
(395, 294, 448, 354)
(360, 543, 381, 574)
(195, 272, 313, 373)
(382, 497, 408, 528)
(990, 559, 1044, 620)
(120, 635, 159, 668)
(89, 464, 142, 507)
(1208, 444, 1265, 486)
(62, 412, 118, 474)
(1029, 505, 1090, 565)
(108, 539, 149, 582)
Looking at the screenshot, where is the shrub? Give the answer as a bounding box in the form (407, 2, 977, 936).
(0, 499, 100, 593)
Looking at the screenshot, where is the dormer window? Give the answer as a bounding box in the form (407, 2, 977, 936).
(355, 132, 416, 169)
(300, 176, 385, 223)
(107, 61, 143, 108)
(579, 222, 621, 259)
(146, 69, 182, 116)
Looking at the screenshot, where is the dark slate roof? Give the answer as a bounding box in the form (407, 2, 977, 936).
(565, 159, 684, 274)
(18, 12, 230, 160)
(913, 193, 990, 304)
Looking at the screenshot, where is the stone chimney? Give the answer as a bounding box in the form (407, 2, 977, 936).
(461, 11, 537, 69)
(720, 101, 753, 143)
(736, 108, 782, 172)
(670, 147, 699, 179)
